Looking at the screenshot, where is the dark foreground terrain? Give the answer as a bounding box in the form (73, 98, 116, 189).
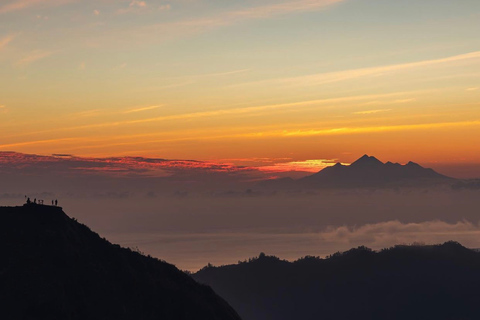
(0, 204, 241, 320)
(195, 242, 480, 320)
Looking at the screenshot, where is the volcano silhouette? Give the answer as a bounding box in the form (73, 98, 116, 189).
(299, 154, 452, 188)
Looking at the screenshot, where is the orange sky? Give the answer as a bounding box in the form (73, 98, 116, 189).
(0, 0, 479, 177)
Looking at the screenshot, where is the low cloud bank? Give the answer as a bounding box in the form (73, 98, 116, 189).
(320, 220, 480, 248)
(105, 220, 480, 271)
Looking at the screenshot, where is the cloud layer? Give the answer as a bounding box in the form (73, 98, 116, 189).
(0, 0, 73, 14)
(105, 219, 480, 271)
(156, 0, 342, 33)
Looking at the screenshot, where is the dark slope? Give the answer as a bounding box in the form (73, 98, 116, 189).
(299, 154, 452, 188)
(0, 204, 241, 320)
(194, 243, 480, 320)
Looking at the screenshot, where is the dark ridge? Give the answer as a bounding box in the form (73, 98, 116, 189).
(299, 154, 453, 188)
(257, 155, 455, 190)
(0, 204, 241, 320)
(194, 241, 480, 320)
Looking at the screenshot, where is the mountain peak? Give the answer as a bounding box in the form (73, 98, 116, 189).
(299, 154, 452, 188)
(406, 161, 421, 167)
(350, 154, 384, 167)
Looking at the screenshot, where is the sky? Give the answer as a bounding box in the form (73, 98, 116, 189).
(0, 0, 479, 176)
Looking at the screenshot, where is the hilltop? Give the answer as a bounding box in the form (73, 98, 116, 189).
(0, 204, 241, 320)
(194, 242, 480, 320)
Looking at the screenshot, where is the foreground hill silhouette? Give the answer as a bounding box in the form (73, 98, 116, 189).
(0, 204, 241, 320)
(260, 154, 453, 189)
(194, 242, 480, 320)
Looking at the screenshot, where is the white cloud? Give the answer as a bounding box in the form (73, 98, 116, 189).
(319, 220, 480, 249)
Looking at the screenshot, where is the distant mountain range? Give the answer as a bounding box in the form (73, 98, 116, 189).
(0, 204, 241, 320)
(194, 242, 480, 320)
(260, 154, 453, 189)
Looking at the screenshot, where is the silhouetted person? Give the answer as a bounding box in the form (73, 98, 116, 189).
(55, 199, 58, 206)
(27, 197, 31, 204)
(34, 198, 36, 204)
(52, 200, 54, 205)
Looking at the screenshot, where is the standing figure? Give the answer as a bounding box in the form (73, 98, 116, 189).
(55, 199, 58, 206)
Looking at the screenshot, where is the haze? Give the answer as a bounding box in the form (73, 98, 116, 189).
(1, 152, 479, 271)
(1, 0, 480, 271)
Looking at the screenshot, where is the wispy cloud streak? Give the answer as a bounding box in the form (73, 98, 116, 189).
(224, 0, 343, 21)
(0, 34, 15, 50)
(147, 0, 343, 38)
(74, 92, 419, 129)
(3, 119, 478, 153)
(0, 151, 259, 178)
(0, 91, 427, 139)
(283, 51, 480, 86)
(124, 105, 163, 114)
(353, 109, 391, 115)
(15, 50, 54, 66)
(276, 120, 480, 137)
(239, 51, 480, 87)
(0, 0, 73, 14)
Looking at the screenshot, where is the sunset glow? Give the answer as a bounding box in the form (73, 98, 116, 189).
(0, 0, 479, 175)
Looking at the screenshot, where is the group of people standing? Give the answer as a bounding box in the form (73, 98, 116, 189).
(25, 196, 58, 206)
